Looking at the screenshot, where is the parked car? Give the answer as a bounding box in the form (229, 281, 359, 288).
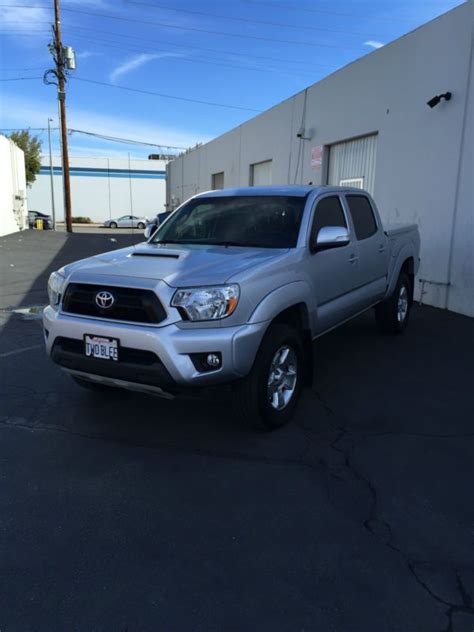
(44, 186, 420, 430)
(103, 215, 147, 229)
(28, 210, 52, 230)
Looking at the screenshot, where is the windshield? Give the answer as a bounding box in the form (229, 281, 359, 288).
(152, 195, 307, 248)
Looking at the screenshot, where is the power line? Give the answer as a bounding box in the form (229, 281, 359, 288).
(65, 24, 339, 69)
(0, 126, 188, 149)
(126, 0, 394, 37)
(0, 72, 262, 111)
(72, 77, 263, 112)
(0, 76, 42, 81)
(0, 66, 47, 71)
(68, 128, 187, 149)
(65, 32, 323, 79)
(0, 4, 365, 51)
(241, 0, 435, 23)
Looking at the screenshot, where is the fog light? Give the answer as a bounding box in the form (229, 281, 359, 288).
(189, 352, 222, 372)
(206, 353, 220, 368)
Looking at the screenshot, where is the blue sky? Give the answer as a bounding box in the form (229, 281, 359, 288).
(0, 0, 463, 159)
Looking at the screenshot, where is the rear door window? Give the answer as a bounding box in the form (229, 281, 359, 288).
(346, 195, 377, 240)
(310, 196, 347, 244)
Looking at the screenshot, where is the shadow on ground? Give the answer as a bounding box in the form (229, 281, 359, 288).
(1, 231, 473, 631)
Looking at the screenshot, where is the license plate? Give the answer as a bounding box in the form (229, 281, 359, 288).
(84, 335, 119, 361)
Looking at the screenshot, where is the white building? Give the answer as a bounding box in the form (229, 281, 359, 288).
(29, 156, 167, 224)
(0, 134, 28, 237)
(167, 3, 473, 317)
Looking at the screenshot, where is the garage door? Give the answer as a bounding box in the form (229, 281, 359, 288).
(327, 134, 377, 195)
(250, 160, 272, 186)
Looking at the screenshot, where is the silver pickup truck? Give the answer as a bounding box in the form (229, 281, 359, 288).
(44, 186, 420, 429)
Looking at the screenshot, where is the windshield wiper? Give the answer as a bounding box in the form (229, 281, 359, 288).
(204, 240, 248, 247)
(155, 239, 190, 245)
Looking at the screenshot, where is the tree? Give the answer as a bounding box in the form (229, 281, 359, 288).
(8, 130, 42, 186)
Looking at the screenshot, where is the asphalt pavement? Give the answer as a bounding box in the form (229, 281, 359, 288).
(1, 230, 473, 631)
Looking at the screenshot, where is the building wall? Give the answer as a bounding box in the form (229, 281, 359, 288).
(167, 3, 473, 317)
(29, 156, 167, 224)
(0, 135, 28, 237)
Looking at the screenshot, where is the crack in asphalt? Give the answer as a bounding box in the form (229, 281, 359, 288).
(1, 369, 473, 630)
(310, 389, 474, 632)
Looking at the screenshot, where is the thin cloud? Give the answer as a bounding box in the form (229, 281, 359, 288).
(0, 0, 49, 34)
(0, 93, 210, 151)
(364, 40, 384, 49)
(76, 50, 96, 60)
(109, 53, 181, 83)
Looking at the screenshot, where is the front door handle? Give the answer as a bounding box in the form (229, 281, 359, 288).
(378, 245, 386, 253)
(349, 254, 359, 265)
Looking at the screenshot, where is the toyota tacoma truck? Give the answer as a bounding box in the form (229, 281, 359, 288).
(43, 186, 420, 430)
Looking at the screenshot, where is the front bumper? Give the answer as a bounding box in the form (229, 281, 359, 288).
(43, 306, 268, 391)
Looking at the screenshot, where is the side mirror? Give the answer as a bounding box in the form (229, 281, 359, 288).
(312, 226, 350, 253)
(144, 223, 157, 240)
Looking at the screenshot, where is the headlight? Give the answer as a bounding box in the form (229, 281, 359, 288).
(171, 285, 240, 321)
(47, 270, 66, 308)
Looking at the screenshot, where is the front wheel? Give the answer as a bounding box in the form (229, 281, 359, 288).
(375, 272, 411, 334)
(109, 221, 118, 229)
(232, 324, 304, 431)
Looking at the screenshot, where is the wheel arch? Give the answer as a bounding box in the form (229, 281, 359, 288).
(386, 247, 416, 301)
(249, 283, 314, 387)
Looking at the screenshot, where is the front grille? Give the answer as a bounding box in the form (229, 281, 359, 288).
(62, 283, 167, 324)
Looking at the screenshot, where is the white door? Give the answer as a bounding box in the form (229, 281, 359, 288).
(212, 172, 224, 189)
(250, 160, 272, 186)
(328, 135, 377, 195)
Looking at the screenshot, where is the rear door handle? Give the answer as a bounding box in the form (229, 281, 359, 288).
(349, 254, 359, 264)
(378, 244, 386, 253)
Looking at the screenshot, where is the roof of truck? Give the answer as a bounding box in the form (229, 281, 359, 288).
(194, 185, 367, 198)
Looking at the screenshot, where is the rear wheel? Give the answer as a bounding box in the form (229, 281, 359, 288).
(137, 222, 145, 229)
(375, 272, 411, 334)
(232, 323, 304, 430)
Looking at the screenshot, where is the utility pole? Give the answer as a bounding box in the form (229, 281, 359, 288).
(47, 117, 56, 230)
(44, 0, 75, 232)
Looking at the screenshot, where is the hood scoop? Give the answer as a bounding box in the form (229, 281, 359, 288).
(131, 251, 180, 259)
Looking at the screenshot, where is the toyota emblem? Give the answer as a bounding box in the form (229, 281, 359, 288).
(95, 290, 115, 309)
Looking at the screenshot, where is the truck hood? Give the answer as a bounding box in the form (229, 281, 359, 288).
(65, 243, 289, 287)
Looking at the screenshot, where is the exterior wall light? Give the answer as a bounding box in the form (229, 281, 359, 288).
(427, 92, 452, 108)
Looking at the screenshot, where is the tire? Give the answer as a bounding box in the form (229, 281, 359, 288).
(71, 376, 116, 392)
(232, 323, 304, 431)
(109, 221, 118, 229)
(137, 222, 145, 230)
(375, 272, 411, 334)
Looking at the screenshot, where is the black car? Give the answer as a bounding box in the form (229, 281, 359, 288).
(147, 211, 171, 230)
(28, 211, 53, 230)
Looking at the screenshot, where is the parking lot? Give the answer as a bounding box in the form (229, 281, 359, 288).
(1, 230, 473, 631)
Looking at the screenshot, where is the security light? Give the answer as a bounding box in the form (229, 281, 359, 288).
(296, 126, 312, 140)
(427, 92, 452, 108)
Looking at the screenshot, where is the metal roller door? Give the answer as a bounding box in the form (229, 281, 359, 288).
(327, 134, 377, 195)
(250, 160, 272, 186)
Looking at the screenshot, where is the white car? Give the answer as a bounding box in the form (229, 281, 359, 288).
(104, 215, 147, 229)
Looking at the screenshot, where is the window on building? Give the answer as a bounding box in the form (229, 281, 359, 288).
(339, 177, 364, 189)
(212, 172, 224, 190)
(346, 195, 377, 240)
(250, 160, 272, 186)
(310, 196, 347, 244)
